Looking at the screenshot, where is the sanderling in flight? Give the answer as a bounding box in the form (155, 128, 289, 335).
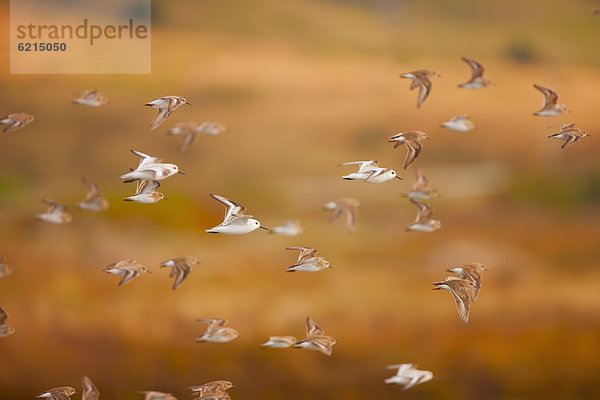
(458, 57, 493, 89)
(37, 199, 72, 224)
(205, 193, 268, 234)
(160, 256, 198, 290)
(196, 319, 239, 343)
(167, 121, 226, 152)
(76, 178, 110, 211)
(533, 84, 568, 116)
(0, 255, 13, 278)
(103, 260, 150, 286)
(447, 263, 488, 302)
(261, 336, 298, 348)
(0, 307, 15, 337)
(1, 113, 34, 132)
(145, 96, 190, 131)
(440, 114, 475, 131)
(547, 123, 590, 149)
(137, 391, 177, 400)
(384, 363, 434, 390)
(36, 387, 77, 400)
(286, 247, 332, 272)
(402, 168, 439, 200)
(189, 380, 235, 398)
(400, 69, 440, 108)
(388, 131, 430, 170)
(432, 277, 475, 323)
(72, 90, 108, 107)
(123, 180, 166, 204)
(81, 375, 99, 400)
(339, 160, 401, 183)
(294, 317, 338, 356)
(323, 198, 359, 233)
(269, 220, 304, 236)
(121, 149, 184, 182)
(406, 199, 441, 232)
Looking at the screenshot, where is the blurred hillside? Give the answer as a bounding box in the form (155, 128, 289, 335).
(0, 0, 599, 399)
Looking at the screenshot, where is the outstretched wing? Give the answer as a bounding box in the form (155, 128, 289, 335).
(82, 178, 102, 202)
(533, 84, 558, 107)
(209, 194, 246, 220)
(410, 199, 434, 222)
(287, 247, 318, 262)
(305, 316, 324, 337)
(462, 57, 484, 79)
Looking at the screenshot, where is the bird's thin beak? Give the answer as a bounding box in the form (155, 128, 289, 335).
(185, 101, 192, 105)
(231, 385, 237, 389)
(395, 176, 403, 180)
(329, 265, 334, 269)
(260, 226, 269, 230)
(178, 170, 186, 175)
(163, 197, 169, 200)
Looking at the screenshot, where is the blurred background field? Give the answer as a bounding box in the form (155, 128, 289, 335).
(1, 0, 600, 399)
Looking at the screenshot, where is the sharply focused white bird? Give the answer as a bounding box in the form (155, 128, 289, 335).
(205, 193, 268, 234)
(120, 149, 184, 182)
(338, 160, 401, 183)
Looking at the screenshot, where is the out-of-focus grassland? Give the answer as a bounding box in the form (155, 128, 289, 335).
(0, 0, 599, 399)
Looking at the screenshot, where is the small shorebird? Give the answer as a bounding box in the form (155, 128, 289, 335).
(323, 198, 359, 233)
(76, 178, 109, 211)
(103, 260, 150, 286)
(533, 84, 568, 116)
(384, 364, 434, 390)
(36, 387, 77, 400)
(440, 114, 475, 131)
(261, 336, 298, 348)
(406, 199, 441, 232)
(1, 113, 34, 132)
(432, 277, 475, 323)
(145, 96, 190, 130)
(294, 317, 338, 356)
(189, 381, 235, 398)
(37, 199, 72, 224)
(0, 307, 15, 337)
(388, 131, 430, 169)
(286, 247, 332, 272)
(447, 263, 488, 302)
(167, 121, 226, 152)
(137, 391, 177, 400)
(160, 256, 198, 290)
(205, 193, 267, 234)
(196, 319, 238, 343)
(81, 375, 99, 400)
(547, 123, 590, 149)
(338, 160, 401, 183)
(458, 57, 492, 89)
(400, 69, 440, 108)
(121, 149, 184, 182)
(402, 168, 439, 200)
(123, 180, 165, 203)
(72, 90, 108, 107)
(269, 220, 304, 236)
(0, 255, 13, 278)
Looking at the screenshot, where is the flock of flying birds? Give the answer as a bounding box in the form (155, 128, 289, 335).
(0, 43, 593, 398)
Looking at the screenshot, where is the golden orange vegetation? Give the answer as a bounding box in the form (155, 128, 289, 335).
(0, 0, 599, 399)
